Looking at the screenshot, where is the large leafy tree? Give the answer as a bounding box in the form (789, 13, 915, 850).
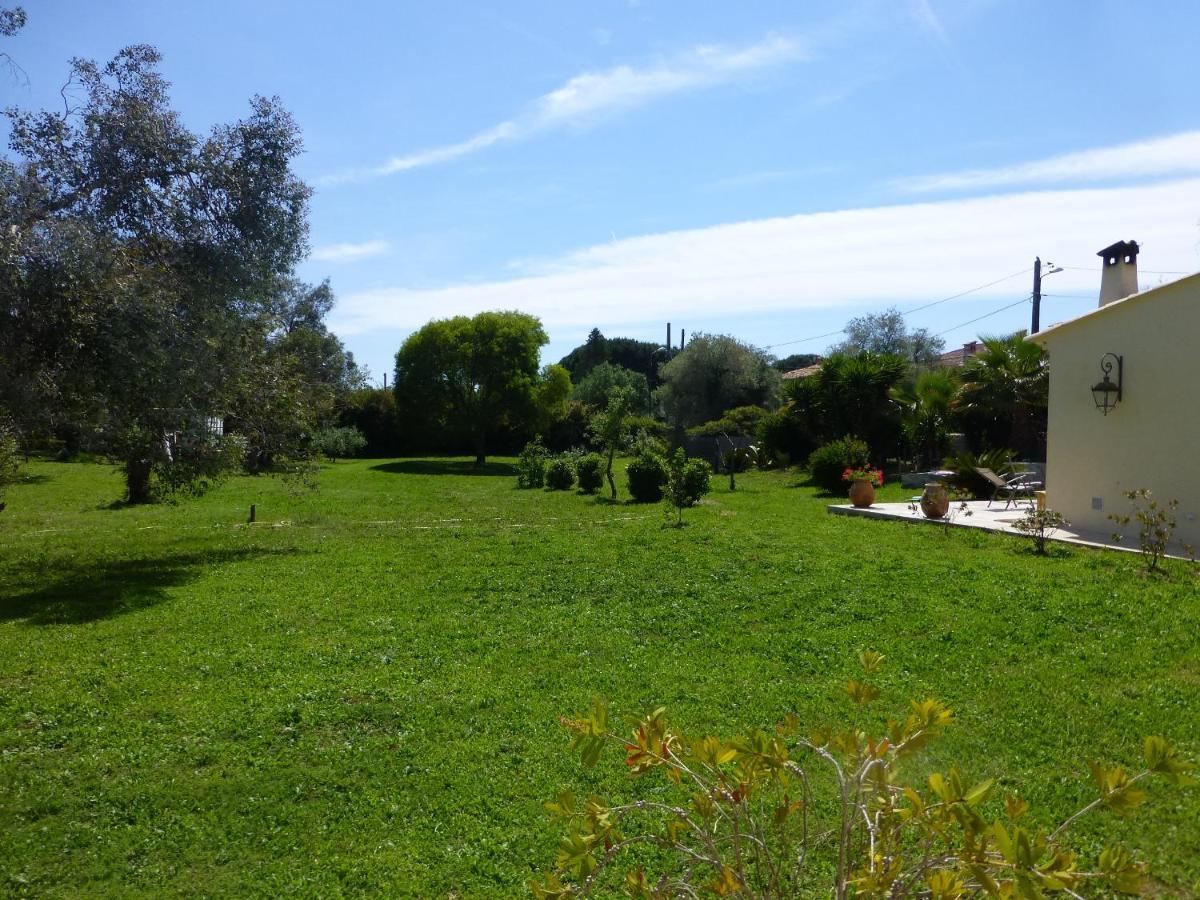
(1, 43, 311, 502)
(393, 311, 552, 466)
(833, 307, 945, 367)
(656, 334, 779, 429)
(558, 329, 663, 385)
(572, 362, 651, 413)
(955, 332, 1048, 458)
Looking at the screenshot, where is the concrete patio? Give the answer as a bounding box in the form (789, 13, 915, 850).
(827, 499, 1196, 559)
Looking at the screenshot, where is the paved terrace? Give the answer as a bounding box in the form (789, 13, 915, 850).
(827, 500, 1196, 560)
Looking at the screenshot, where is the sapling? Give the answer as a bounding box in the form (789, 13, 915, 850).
(589, 387, 634, 500)
(1013, 505, 1069, 555)
(1109, 489, 1182, 572)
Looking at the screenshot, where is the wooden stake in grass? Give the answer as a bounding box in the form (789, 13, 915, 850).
(249, 504, 256, 524)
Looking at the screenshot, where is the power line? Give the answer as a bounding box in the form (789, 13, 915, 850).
(1060, 264, 1192, 276)
(934, 295, 1031, 338)
(761, 267, 1032, 351)
(900, 267, 1031, 316)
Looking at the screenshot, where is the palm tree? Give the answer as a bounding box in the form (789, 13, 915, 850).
(891, 368, 958, 469)
(954, 332, 1047, 458)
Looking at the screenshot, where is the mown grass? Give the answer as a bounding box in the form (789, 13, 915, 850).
(0, 459, 1197, 897)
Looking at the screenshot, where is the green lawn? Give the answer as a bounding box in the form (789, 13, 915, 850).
(1, 459, 1197, 897)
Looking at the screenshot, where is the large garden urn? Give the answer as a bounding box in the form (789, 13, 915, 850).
(920, 482, 950, 519)
(848, 479, 876, 508)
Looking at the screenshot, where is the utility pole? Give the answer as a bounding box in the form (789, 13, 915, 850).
(1031, 257, 1062, 334)
(1031, 256, 1042, 334)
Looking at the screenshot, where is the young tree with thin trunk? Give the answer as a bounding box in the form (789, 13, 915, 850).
(589, 386, 634, 500)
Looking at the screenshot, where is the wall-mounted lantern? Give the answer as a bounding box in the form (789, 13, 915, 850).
(1091, 353, 1123, 415)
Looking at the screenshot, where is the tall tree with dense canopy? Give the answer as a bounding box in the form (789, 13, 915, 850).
(572, 362, 651, 413)
(558, 329, 663, 385)
(1, 43, 312, 502)
(393, 311, 550, 466)
(656, 334, 779, 429)
(833, 307, 945, 367)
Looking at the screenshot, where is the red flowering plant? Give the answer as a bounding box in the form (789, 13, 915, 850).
(842, 466, 884, 487)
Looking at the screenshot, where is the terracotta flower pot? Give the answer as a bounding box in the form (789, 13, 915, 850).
(848, 479, 875, 508)
(920, 482, 950, 519)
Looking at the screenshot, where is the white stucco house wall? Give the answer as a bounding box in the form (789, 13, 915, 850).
(1028, 240, 1200, 553)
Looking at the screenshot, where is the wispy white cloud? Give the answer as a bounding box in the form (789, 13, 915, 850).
(330, 179, 1200, 339)
(311, 240, 390, 263)
(321, 35, 804, 184)
(910, 0, 950, 45)
(894, 131, 1200, 193)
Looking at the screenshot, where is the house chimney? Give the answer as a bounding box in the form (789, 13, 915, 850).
(1097, 240, 1139, 307)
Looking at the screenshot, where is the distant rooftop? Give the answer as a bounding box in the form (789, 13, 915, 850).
(780, 363, 823, 380)
(936, 340, 983, 368)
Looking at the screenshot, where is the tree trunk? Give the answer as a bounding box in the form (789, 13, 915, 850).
(473, 430, 486, 468)
(606, 448, 617, 499)
(125, 457, 153, 504)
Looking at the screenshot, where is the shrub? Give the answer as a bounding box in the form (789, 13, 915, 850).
(1109, 489, 1191, 571)
(755, 407, 810, 466)
(664, 448, 711, 525)
(806, 435, 870, 492)
(515, 437, 548, 489)
(545, 456, 576, 491)
(942, 448, 1017, 498)
(575, 453, 604, 494)
(311, 425, 367, 459)
(626, 451, 667, 503)
(533, 653, 1195, 898)
(1013, 506, 1068, 555)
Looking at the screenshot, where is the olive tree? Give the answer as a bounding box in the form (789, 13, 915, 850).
(1, 43, 312, 502)
(656, 334, 779, 429)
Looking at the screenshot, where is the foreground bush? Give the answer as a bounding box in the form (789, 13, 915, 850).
(576, 453, 604, 494)
(626, 452, 667, 503)
(807, 435, 870, 493)
(533, 653, 1194, 898)
(546, 456, 576, 491)
(517, 438, 549, 489)
(664, 449, 711, 525)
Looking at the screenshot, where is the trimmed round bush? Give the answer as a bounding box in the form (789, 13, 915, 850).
(807, 435, 870, 493)
(626, 453, 667, 503)
(545, 456, 576, 491)
(576, 453, 604, 494)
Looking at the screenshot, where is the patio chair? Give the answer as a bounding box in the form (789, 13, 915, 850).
(974, 467, 1042, 509)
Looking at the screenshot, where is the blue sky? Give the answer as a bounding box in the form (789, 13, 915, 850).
(7, 1, 1200, 381)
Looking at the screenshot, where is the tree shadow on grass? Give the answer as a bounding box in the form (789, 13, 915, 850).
(370, 459, 516, 477)
(0, 546, 303, 626)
